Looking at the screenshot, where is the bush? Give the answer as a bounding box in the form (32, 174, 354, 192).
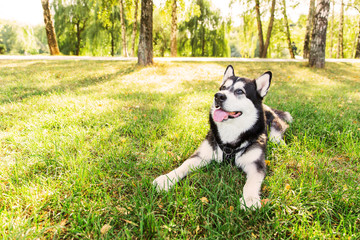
(0, 43, 6, 54)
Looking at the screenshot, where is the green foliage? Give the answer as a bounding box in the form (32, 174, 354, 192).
(0, 60, 359, 238)
(228, 2, 258, 58)
(0, 24, 16, 53)
(0, 22, 48, 54)
(53, 0, 92, 55)
(153, 4, 171, 57)
(178, 0, 230, 57)
(92, 0, 122, 56)
(326, 12, 359, 58)
(0, 43, 5, 54)
(1, 0, 359, 58)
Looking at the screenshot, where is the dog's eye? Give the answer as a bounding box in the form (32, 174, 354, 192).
(220, 85, 226, 91)
(235, 89, 244, 95)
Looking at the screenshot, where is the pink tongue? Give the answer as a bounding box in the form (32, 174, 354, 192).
(213, 109, 230, 122)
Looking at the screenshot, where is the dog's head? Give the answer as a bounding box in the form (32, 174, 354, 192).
(212, 65, 271, 123)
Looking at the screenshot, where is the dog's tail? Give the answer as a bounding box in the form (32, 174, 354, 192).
(263, 104, 293, 144)
(272, 108, 293, 123)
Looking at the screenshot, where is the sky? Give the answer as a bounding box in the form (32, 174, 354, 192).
(0, 0, 309, 27)
(0, 0, 44, 26)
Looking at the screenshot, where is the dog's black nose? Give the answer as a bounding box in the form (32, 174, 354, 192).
(215, 93, 227, 103)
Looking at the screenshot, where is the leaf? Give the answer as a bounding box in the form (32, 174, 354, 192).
(261, 198, 270, 206)
(162, 225, 172, 232)
(120, 218, 138, 226)
(60, 219, 67, 227)
(200, 197, 209, 204)
(100, 224, 112, 234)
(116, 206, 129, 215)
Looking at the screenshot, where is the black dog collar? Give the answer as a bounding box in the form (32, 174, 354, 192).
(219, 143, 249, 165)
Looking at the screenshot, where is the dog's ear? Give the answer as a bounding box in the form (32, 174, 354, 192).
(255, 71, 272, 98)
(223, 65, 235, 81)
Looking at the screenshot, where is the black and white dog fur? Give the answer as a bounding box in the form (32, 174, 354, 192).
(153, 65, 292, 209)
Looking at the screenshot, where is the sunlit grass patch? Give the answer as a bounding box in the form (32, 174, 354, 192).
(0, 60, 359, 238)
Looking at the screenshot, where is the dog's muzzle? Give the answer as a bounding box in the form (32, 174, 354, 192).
(214, 92, 227, 106)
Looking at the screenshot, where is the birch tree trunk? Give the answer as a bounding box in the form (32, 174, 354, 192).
(131, 0, 139, 57)
(282, 0, 295, 58)
(41, 0, 60, 55)
(255, 0, 264, 57)
(329, 0, 334, 57)
(138, 0, 153, 65)
(119, 0, 128, 57)
(303, 0, 315, 59)
(309, 0, 330, 68)
(170, 0, 177, 57)
(337, 0, 344, 58)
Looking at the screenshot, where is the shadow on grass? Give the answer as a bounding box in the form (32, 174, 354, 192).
(0, 61, 137, 104)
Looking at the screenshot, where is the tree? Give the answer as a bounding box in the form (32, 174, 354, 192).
(177, 0, 229, 57)
(355, 16, 360, 58)
(53, 0, 91, 55)
(337, 0, 344, 58)
(131, 0, 139, 57)
(303, 0, 315, 59)
(255, 0, 276, 58)
(329, 0, 335, 57)
(92, 0, 122, 56)
(353, 0, 360, 58)
(41, 0, 60, 55)
(170, 0, 177, 57)
(119, 0, 128, 57)
(309, 0, 330, 68)
(281, 0, 294, 58)
(0, 24, 17, 53)
(138, 0, 153, 65)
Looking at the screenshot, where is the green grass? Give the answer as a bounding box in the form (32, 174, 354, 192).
(0, 60, 359, 239)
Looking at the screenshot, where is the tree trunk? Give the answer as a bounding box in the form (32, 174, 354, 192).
(138, 0, 153, 65)
(329, 0, 334, 57)
(282, 0, 294, 58)
(303, 0, 315, 59)
(41, 0, 60, 55)
(355, 17, 360, 58)
(309, 0, 330, 68)
(170, 0, 177, 57)
(119, 0, 128, 57)
(131, 0, 139, 57)
(75, 22, 81, 56)
(337, 0, 344, 58)
(255, 0, 264, 57)
(201, 25, 205, 56)
(261, 0, 276, 58)
(111, 30, 115, 57)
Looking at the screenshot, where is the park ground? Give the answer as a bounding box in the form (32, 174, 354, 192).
(0, 59, 359, 238)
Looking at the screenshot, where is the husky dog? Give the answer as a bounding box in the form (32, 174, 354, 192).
(153, 65, 292, 209)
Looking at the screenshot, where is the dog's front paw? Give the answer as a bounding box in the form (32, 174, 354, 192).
(240, 196, 261, 210)
(153, 174, 175, 192)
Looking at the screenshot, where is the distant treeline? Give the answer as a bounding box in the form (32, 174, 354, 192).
(0, 0, 359, 58)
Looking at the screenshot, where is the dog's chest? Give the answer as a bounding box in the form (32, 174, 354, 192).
(216, 110, 258, 144)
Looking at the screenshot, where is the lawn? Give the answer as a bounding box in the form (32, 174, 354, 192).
(0, 60, 359, 239)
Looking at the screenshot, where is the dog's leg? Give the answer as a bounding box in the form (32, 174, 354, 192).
(153, 139, 217, 191)
(235, 145, 266, 209)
